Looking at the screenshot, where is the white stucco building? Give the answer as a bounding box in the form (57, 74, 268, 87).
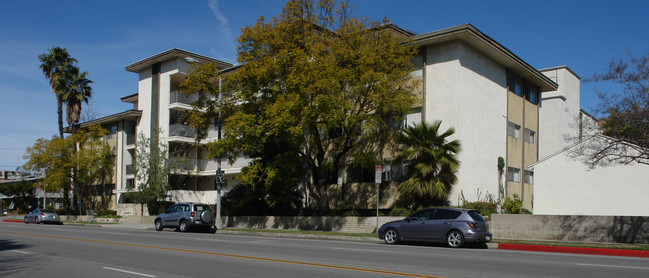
(71, 24, 647, 216)
(533, 66, 649, 216)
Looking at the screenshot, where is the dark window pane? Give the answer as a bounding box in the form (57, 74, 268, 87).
(468, 211, 485, 221)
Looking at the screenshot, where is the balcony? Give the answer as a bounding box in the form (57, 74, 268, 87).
(169, 123, 197, 138)
(170, 91, 199, 106)
(125, 164, 135, 175)
(126, 133, 136, 146)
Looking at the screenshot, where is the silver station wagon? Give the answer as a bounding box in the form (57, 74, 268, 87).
(378, 208, 492, 248)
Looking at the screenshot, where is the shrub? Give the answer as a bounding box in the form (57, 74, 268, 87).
(503, 194, 523, 214)
(388, 207, 412, 217)
(461, 202, 497, 217)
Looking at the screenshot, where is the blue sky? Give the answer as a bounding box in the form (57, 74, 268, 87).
(1, 0, 648, 171)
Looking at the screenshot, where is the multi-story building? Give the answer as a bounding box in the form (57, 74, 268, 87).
(70, 23, 647, 216)
(72, 49, 251, 215)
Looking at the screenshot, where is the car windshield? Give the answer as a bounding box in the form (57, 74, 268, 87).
(468, 211, 485, 222)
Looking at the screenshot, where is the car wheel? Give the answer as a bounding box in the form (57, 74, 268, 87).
(179, 220, 189, 232)
(446, 230, 465, 248)
(384, 228, 400, 245)
(35, 217, 40, 224)
(155, 220, 163, 231)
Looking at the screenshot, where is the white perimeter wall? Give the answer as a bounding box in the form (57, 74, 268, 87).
(424, 41, 507, 204)
(534, 149, 649, 216)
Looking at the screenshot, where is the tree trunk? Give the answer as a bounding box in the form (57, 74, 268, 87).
(57, 98, 64, 138)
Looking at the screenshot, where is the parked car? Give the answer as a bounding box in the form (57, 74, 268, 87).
(378, 208, 491, 248)
(154, 203, 215, 232)
(24, 208, 62, 225)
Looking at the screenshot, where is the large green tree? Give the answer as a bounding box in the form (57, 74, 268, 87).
(181, 0, 417, 209)
(574, 51, 649, 167)
(395, 121, 461, 207)
(39, 47, 77, 138)
(22, 126, 113, 211)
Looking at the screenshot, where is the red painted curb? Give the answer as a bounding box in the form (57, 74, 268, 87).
(499, 243, 649, 258)
(2, 219, 24, 223)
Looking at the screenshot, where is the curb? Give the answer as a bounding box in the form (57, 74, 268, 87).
(498, 243, 649, 258)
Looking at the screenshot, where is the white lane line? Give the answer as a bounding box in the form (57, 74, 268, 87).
(575, 263, 649, 270)
(331, 247, 391, 253)
(10, 250, 28, 254)
(102, 267, 156, 277)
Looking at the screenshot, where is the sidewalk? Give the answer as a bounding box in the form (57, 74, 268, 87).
(3, 217, 648, 258)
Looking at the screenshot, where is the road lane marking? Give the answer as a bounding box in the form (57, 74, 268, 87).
(10, 250, 28, 254)
(575, 263, 649, 270)
(332, 247, 391, 253)
(1, 230, 444, 278)
(103, 267, 156, 277)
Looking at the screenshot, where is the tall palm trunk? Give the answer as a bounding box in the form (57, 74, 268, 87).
(57, 98, 64, 138)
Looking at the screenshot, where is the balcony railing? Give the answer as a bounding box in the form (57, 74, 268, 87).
(169, 123, 197, 138)
(125, 164, 135, 175)
(170, 91, 199, 105)
(126, 133, 136, 145)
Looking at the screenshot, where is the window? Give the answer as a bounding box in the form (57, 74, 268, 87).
(524, 170, 534, 184)
(409, 209, 434, 220)
(508, 122, 521, 139)
(508, 77, 523, 97)
(433, 209, 461, 220)
(524, 128, 536, 144)
(525, 86, 539, 104)
(507, 167, 520, 182)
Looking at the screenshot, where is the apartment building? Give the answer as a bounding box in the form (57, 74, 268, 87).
(71, 23, 648, 215)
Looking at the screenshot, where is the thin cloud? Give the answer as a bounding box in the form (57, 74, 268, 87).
(208, 0, 237, 60)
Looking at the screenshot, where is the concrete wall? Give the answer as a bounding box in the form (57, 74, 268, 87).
(224, 216, 403, 233)
(424, 41, 507, 205)
(533, 147, 649, 216)
(491, 214, 649, 244)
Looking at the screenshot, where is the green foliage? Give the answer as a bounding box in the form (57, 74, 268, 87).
(96, 210, 117, 216)
(461, 202, 497, 218)
(180, 0, 418, 210)
(129, 129, 191, 210)
(146, 200, 174, 216)
(396, 121, 461, 206)
(388, 206, 412, 217)
(22, 125, 113, 210)
(39, 46, 77, 138)
(503, 194, 524, 214)
(0, 179, 36, 212)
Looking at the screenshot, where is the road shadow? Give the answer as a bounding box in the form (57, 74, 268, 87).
(0, 239, 35, 276)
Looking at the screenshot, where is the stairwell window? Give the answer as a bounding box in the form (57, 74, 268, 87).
(508, 122, 521, 139)
(524, 170, 534, 184)
(524, 128, 536, 144)
(507, 167, 520, 182)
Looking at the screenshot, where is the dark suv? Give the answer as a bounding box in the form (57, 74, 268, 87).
(154, 203, 215, 232)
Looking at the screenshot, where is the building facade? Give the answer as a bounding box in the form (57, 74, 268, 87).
(69, 24, 646, 215)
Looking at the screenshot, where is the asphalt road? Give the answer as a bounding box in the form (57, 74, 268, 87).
(1, 222, 648, 278)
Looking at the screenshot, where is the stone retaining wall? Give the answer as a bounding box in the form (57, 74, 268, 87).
(223, 216, 403, 233)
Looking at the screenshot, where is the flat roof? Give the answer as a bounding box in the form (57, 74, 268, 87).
(125, 48, 233, 73)
(410, 24, 558, 92)
(64, 110, 142, 133)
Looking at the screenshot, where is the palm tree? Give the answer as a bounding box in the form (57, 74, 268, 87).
(60, 65, 93, 128)
(39, 47, 77, 138)
(396, 121, 461, 204)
